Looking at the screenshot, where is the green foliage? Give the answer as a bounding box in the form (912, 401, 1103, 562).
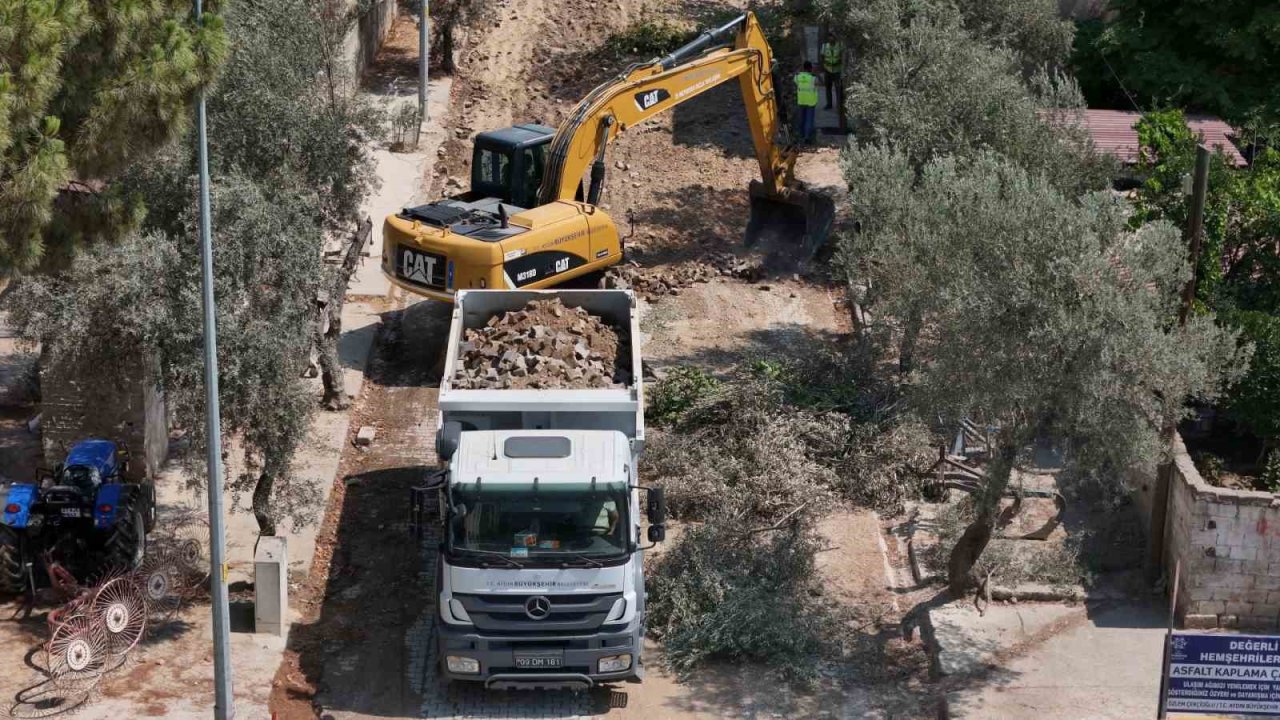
(642, 345, 932, 521)
(820, 0, 1074, 74)
(0, 0, 228, 272)
(839, 144, 1248, 486)
(9, 0, 379, 534)
(1094, 0, 1280, 125)
(647, 366, 720, 428)
(1261, 451, 1280, 494)
(929, 496, 1091, 589)
(647, 519, 841, 684)
(837, 0, 1112, 198)
(1193, 452, 1226, 487)
(949, 0, 1074, 71)
(1130, 111, 1280, 447)
(1223, 312, 1280, 446)
(11, 170, 326, 531)
(1130, 109, 1239, 305)
(603, 19, 692, 59)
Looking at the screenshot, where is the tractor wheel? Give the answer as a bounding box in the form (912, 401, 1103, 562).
(142, 483, 157, 534)
(101, 502, 147, 574)
(0, 524, 24, 595)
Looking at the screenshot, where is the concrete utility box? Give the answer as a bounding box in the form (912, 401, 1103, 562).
(254, 536, 288, 636)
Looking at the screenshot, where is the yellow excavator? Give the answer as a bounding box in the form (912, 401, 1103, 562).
(382, 12, 833, 301)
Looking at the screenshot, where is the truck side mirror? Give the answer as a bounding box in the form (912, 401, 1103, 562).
(646, 487, 666, 526)
(437, 422, 461, 462)
(647, 524, 665, 543)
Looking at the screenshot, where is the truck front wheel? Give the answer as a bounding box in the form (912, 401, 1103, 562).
(0, 524, 25, 594)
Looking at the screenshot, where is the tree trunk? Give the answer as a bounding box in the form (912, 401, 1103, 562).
(899, 312, 922, 374)
(318, 314, 347, 410)
(252, 471, 277, 537)
(316, 217, 372, 411)
(946, 440, 1019, 594)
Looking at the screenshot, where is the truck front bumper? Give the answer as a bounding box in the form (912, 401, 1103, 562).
(436, 615, 644, 689)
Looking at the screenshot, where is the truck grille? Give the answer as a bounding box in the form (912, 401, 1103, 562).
(453, 593, 622, 634)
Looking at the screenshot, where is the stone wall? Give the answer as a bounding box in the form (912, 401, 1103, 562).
(1163, 434, 1280, 630)
(41, 353, 168, 482)
(340, 0, 399, 84)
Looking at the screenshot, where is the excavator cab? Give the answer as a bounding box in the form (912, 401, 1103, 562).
(468, 124, 556, 209)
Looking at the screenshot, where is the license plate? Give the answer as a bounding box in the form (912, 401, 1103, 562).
(395, 246, 446, 289)
(61, 508, 81, 518)
(514, 654, 563, 669)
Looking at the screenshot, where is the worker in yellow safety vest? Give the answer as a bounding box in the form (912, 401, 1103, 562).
(821, 32, 844, 111)
(794, 61, 818, 144)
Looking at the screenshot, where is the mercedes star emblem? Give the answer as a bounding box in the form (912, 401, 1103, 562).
(524, 595, 551, 620)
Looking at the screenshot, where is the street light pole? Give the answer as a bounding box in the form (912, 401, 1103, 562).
(194, 0, 234, 718)
(419, 0, 430, 122)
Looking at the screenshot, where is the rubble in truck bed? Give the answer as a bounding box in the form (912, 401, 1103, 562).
(453, 298, 630, 389)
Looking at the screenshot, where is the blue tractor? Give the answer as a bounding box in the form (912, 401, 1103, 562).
(0, 439, 156, 594)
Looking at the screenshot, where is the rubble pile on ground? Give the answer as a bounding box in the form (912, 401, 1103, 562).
(453, 299, 628, 389)
(603, 252, 765, 298)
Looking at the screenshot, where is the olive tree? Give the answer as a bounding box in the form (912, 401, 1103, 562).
(838, 145, 1249, 593)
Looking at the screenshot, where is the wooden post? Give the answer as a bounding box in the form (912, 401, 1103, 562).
(1150, 146, 1209, 584)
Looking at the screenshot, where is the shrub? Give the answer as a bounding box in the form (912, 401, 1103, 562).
(1262, 451, 1280, 494)
(643, 344, 933, 521)
(603, 19, 692, 59)
(647, 365, 721, 428)
(647, 517, 841, 684)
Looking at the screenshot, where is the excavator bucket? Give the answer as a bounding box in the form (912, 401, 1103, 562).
(744, 181, 836, 262)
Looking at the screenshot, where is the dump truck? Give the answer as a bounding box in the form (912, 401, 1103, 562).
(383, 12, 833, 302)
(410, 288, 665, 690)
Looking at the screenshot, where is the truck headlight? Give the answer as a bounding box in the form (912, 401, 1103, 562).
(598, 654, 632, 673)
(446, 656, 480, 674)
(604, 598, 627, 623)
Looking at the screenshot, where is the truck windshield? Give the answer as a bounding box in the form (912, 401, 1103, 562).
(449, 484, 629, 562)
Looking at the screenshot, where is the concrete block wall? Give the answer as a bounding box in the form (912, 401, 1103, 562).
(1165, 434, 1280, 630)
(41, 353, 168, 481)
(340, 0, 398, 86)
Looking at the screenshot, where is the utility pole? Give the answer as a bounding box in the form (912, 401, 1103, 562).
(1177, 145, 1211, 326)
(419, 0, 430, 122)
(1147, 144, 1210, 585)
(194, 0, 234, 717)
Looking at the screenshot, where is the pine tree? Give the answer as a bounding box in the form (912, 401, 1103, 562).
(0, 0, 227, 272)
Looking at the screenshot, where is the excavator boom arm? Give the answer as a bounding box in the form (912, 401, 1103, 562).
(538, 13, 794, 206)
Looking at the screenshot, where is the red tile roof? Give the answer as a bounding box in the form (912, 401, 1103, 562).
(1079, 109, 1247, 167)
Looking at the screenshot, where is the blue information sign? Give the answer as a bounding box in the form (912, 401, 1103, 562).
(1166, 632, 1280, 716)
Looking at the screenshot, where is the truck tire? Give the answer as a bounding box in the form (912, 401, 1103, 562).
(101, 502, 147, 573)
(0, 524, 24, 595)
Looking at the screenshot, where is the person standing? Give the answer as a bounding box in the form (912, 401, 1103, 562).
(795, 61, 818, 145)
(821, 32, 845, 111)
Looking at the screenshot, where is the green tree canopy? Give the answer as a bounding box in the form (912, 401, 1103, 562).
(838, 145, 1248, 591)
(1132, 110, 1280, 451)
(1096, 0, 1280, 126)
(827, 0, 1112, 198)
(0, 0, 227, 271)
